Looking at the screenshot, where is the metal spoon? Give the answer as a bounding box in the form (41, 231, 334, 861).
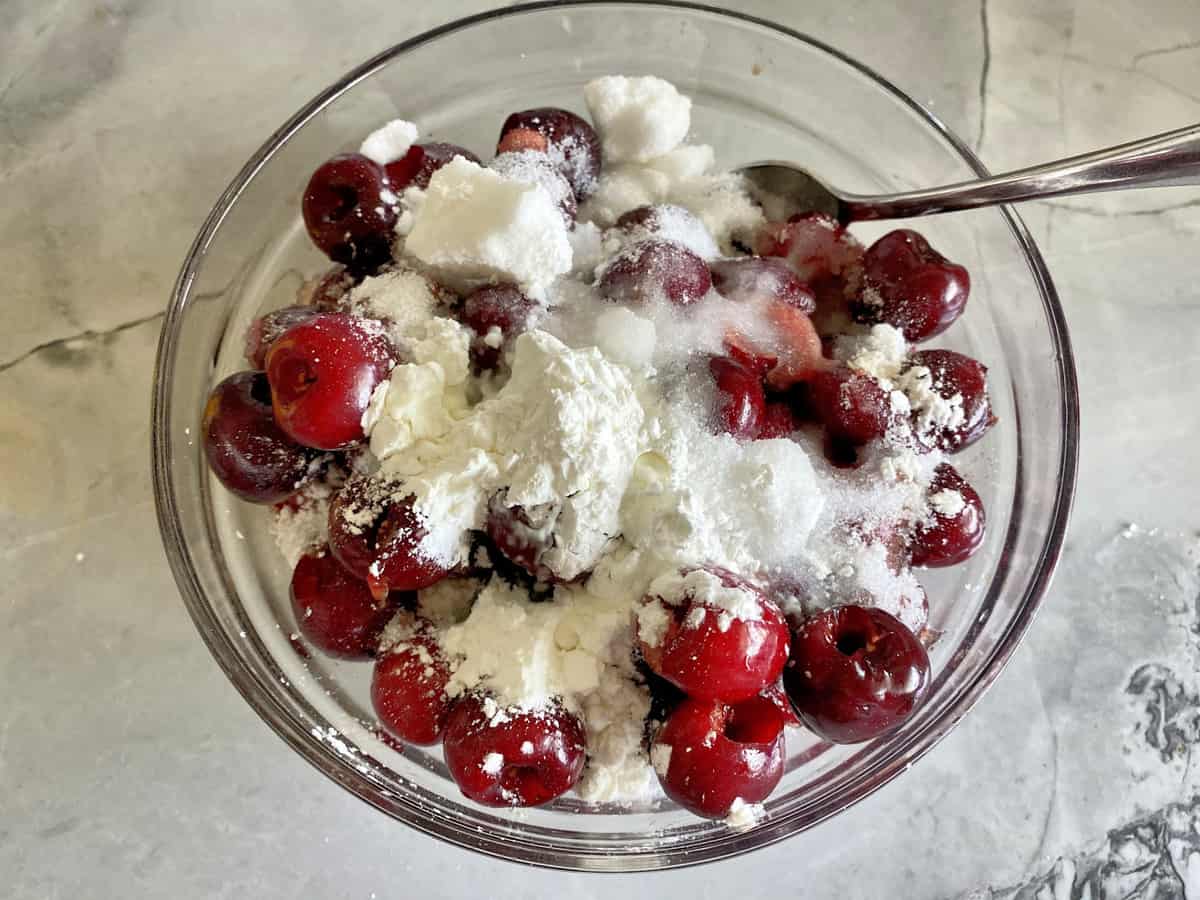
(738, 121, 1200, 225)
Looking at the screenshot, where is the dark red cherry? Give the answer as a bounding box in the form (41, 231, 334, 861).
(757, 400, 800, 439)
(497, 107, 602, 200)
(635, 567, 790, 702)
(709, 257, 816, 313)
(392, 142, 482, 191)
(244, 306, 320, 370)
(651, 695, 785, 819)
(708, 355, 766, 440)
(442, 695, 587, 807)
(289, 549, 397, 659)
(854, 229, 970, 342)
(301, 265, 356, 311)
(807, 365, 891, 446)
(598, 239, 712, 306)
(784, 605, 930, 743)
(328, 477, 451, 599)
(483, 493, 557, 583)
(302, 153, 396, 272)
(265, 313, 395, 451)
(755, 212, 864, 318)
(371, 630, 453, 744)
(911, 464, 986, 567)
(201, 371, 316, 503)
(614, 204, 718, 259)
(905, 349, 995, 452)
(459, 284, 538, 371)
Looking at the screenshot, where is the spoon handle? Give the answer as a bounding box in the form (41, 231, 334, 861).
(846, 122, 1200, 221)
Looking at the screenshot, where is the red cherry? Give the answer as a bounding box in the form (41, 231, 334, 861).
(784, 605, 929, 743)
(911, 464, 986, 567)
(635, 567, 790, 702)
(708, 355, 767, 440)
(905, 349, 995, 452)
(762, 301, 829, 390)
(709, 257, 816, 313)
(757, 400, 800, 439)
(755, 212, 864, 316)
(807, 365, 891, 446)
(265, 313, 395, 451)
(854, 229, 970, 341)
(302, 153, 396, 272)
(497, 107, 602, 200)
(459, 284, 538, 371)
(371, 630, 453, 744)
(328, 478, 451, 599)
(652, 695, 785, 819)
(614, 204, 718, 258)
(598, 239, 712, 306)
(442, 695, 587, 807)
(289, 549, 397, 659)
(201, 371, 317, 503)
(386, 142, 482, 191)
(413, 142, 482, 189)
(723, 334, 777, 377)
(244, 305, 320, 370)
(483, 493, 557, 583)
(760, 679, 803, 729)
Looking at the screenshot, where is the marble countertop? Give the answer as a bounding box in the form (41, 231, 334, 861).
(3, 1, 1199, 896)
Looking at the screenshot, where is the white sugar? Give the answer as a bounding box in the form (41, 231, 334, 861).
(403, 157, 571, 301)
(584, 75, 691, 164)
(360, 119, 418, 166)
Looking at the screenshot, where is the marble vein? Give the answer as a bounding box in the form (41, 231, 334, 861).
(0, 310, 163, 374)
(975, 0, 992, 153)
(1132, 40, 1200, 66)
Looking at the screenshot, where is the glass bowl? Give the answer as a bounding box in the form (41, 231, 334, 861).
(152, 0, 1078, 871)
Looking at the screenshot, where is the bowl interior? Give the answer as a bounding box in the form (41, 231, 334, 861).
(153, 1, 1076, 871)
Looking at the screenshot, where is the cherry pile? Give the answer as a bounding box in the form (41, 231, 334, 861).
(200, 93, 998, 821)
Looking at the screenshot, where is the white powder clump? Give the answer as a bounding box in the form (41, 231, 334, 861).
(726, 798, 765, 830)
(584, 75, 691, 163)
(345, 268, 441, 344)
(417, 577, 480, 627)
(929, 488, 966, 518)
(270, 479, 336, 567)
(622, 407, 825, 574)
(567, 220, 607, 277)
(642, 568, 765, 643)
(361, 317, 472, 459)
(650, 743, 673, 777)
(481, 752, 504, 775)
(441, 576, 635, 707)
(403, 158, 572, 300)
(369, 330, 644, 575)
(591, 306, 657, 370)
(359, 119, 418, 166)
(837, 324, 909, 385)
(896, 364, 967, 439)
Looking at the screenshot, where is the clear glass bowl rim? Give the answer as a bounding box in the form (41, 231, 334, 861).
(151, 0, 1080, 871)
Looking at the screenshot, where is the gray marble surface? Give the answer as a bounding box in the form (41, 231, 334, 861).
(2, 1, 1199, 897)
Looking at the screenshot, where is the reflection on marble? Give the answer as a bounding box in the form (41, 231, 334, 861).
(2, 0, 1199, 897)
